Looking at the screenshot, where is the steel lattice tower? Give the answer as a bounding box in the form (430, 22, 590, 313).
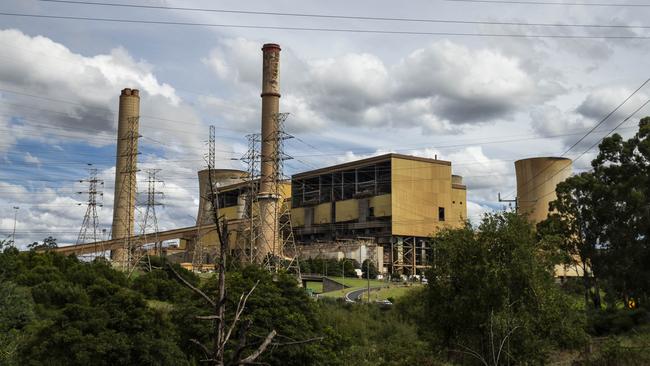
(192, 125, 216, 271)
(76, 165, 104, 258)
(238, 113, 300, 275)
(140, 169, 164, 256)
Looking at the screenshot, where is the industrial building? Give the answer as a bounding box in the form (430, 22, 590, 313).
(290, 153, 467, 274)
(189, 153, 467, 275)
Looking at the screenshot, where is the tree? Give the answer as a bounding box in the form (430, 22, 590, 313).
(543, 117, 650, 308)
(590, 117, 650, 308)
(425, 212, 586, 364)
(361, 259, 378, 279)
(539, 172, 605, 309)
(27, 236, 58, 251)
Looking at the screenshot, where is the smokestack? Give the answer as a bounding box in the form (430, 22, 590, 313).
(110, 88, 140, 264)
(256, 43, 282, 262)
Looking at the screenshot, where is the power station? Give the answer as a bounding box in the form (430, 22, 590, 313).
(53, 42, 575, 277)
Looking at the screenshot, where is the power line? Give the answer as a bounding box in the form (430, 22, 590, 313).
(36, 0, 650, 29)
(500, 78, 650, 200)
(443, 0, 650, 7)
(2, 11, 650, 39)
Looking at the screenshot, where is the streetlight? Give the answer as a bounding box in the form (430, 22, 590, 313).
(11, 206, 19, 247)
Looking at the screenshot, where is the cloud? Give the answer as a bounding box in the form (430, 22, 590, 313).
(0, 28, 203, 156)
(23, 152, 41, 167)
(203, 38, 559, 135)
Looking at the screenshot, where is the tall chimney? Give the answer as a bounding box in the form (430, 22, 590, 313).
(256, 43, 282, 262)
(110, 88, 140, 264)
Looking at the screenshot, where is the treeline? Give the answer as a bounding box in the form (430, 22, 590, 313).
(0, 248, 427, 365)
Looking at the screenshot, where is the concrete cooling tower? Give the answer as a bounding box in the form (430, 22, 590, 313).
(515, 157, 572, 224)
(196, 169, 249, 226)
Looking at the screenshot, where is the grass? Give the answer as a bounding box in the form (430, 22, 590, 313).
(319, 288, 352, 298)
(327, 276, 386, 288)
(146, 299, 175, 314)
(360, 284, 422, 301)
(318, 277, 393, 299)
(305, 281, 323, 294)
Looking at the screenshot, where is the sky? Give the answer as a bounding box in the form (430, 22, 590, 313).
(1, 0, 649, 248)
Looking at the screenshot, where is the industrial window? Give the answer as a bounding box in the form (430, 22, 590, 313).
(319, 174, 332, 203)
(438, 207, 445, 222)
(342, 170, 355, 200)
(376, 161, 391, 194)
(291, 179, 303, 208)
(218, 190, 239, 208)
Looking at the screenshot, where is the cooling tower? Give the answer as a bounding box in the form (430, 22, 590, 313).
(515, 157, 572, 224)
(110, 88, 140, 263)
(256, 43, 282, 261)
(196, 169, 248, 226)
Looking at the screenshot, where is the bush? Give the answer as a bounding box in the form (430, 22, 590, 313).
(589, 308, 650, 336)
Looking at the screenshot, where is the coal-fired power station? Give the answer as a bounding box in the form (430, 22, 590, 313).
(57, 41, 579, 279)
(110, 88, 140, 263)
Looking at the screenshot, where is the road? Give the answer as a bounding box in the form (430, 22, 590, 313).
(345, 286, 383, 302)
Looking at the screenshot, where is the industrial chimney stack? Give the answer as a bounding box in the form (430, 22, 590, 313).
(256, 43, 282, 261)
(110, 88, 140, 264)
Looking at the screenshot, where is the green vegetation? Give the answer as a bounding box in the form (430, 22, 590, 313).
(2, 119, 649, 365)
(327, 276, 385, 288)
(305, 281, 323, 293)
(360, 285, 420, 301)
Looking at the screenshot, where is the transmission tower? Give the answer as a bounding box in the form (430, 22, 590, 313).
(192, 125, 215, 271)
(233, 133, 261, 264)
(76, 164, 104, 259)
(140, 169, 164, 256)
(238, 113, 300, 275)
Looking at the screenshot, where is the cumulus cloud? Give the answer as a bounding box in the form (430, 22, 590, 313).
(530, 86, 647, 152)
(0, 28, 204, 156)
(202, 38, 559, 135)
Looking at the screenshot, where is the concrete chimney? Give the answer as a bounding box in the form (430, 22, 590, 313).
(110, 88, 140, 263)
(256, 43, 282, 262)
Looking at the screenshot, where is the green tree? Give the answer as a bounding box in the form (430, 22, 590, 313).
(425, 212, 586, 364)
(539, 172, 605, 309)
(361, 259, 378, 279)
(590, 117, 650, 307)
(543, 118, 650, 308)
(27, 236, 58, 251)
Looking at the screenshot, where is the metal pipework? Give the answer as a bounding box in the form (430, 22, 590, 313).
(110, 88, 140, 263)
(515, 157, 572, 224)
(256, 43, 282, 261)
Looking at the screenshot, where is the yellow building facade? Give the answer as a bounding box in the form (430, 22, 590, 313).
(290, 154, 467, 274)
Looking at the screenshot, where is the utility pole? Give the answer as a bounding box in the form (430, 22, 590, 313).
(11, 206, 19, 247)
(498, 192, 518, 212)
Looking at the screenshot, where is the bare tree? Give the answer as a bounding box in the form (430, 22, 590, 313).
(168, 166, 278, 365)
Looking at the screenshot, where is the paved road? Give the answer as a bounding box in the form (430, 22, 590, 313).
(345, 287, 383, 302)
